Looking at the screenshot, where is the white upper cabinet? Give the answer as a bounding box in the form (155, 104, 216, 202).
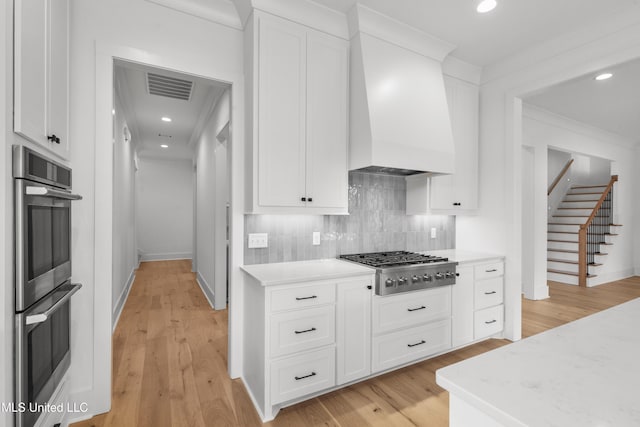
(14, 0, 70, 160)
(257, 16, 307, 208)
(247, 12, 349, 214)
(430, 76, 479, 212)
(407, 75, 479, 215)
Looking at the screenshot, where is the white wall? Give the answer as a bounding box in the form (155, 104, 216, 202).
(0, 2, 12, 426)
(523, 106, 636, 285)
(68, 0, 244, 419)
(547, 149, 571, 187)
(112, 94, 138, 327)
(136, 157, 194, 260)
(195, 89, 230, 308)
(570, 153, 610, 186)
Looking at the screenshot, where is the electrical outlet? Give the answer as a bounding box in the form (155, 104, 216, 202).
(248, 233, 268, 248)
(431, 227, 437, 239)
(312, 231, 321, 246)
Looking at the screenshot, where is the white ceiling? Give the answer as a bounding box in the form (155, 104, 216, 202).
(524, 59, 640, 142)
(114, 60, 228, 160)
(311, 0, 639, 66)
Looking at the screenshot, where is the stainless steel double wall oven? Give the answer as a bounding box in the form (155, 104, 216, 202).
(13, 146, 82, 427)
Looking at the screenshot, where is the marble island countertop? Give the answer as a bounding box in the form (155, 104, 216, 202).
(436, 297, 640, 427)
(240, 258, 374, 286)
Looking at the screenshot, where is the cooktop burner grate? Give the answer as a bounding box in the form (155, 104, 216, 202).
(340, 251, 449, 268)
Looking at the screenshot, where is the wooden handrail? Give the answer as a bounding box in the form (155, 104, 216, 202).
(578, 175, 618, 287)
(547, 158, 574, 196)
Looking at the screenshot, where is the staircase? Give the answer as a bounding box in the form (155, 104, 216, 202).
(547, 180, 620, 286)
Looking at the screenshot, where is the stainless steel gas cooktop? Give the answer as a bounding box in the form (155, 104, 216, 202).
(340, 251, 458, 296)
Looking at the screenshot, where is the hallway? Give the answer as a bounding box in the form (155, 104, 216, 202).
(72, 261, 260, 427)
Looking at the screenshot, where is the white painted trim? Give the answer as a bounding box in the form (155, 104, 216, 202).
(196, 272, 215, 309)
(139, 252, 192, 262)
(588, 269, 636, 287)
(241, 376, 271, 422)
(144, 0, 243, 30)
(91, 41, 245, 417)
(347, 3, 455, 60)
(442, 55, 482, 85)
(112, 269, 136, 331)
(523, 104, 637, 150)
(253, 0, 348, 40)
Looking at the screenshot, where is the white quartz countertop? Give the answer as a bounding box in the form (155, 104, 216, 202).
(436, 298, 640, 427)
(241, 259, 374, 286)
(424, 249, 504, 264)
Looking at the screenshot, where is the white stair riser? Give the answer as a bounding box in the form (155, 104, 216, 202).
(547, 261, 579, 273)
(568, 186, 607, 194)
(548, 224, 580, 233)
(550, 216, 585, 224)
(555, 208, 593, 216)
(560, 201, 597, 209)
(548, 232, 577, 240)
(547, 272, 578, 285)
(548, 241, 578, 251)
(564, 193, 603, 201)
(546, 250, 578, 261)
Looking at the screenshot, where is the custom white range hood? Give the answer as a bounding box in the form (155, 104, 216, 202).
(348, 4, 456, 176)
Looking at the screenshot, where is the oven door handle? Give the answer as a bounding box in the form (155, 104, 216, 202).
(25, 284, 82, 325)
(26, 186, 83, 200)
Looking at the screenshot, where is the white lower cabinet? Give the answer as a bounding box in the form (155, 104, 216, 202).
(372, 286, 452, 373)
(270, 347, 336, 405)
(373, 319, 451, 373)
(270, 306, 335, 357)
(452, 258, 505, 346)
(336, 279, 371, 385)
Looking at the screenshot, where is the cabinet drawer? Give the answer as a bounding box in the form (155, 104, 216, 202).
(372, 319, 451, 373)
(373, 286, 451, 334)
(474, 305, 504, 339)
(270, 306, 335, 357)
(270, 347, 336, 404)
(474, 261, 504, 280)
(270, 283, 335, 312)
(474, 277, 504, 310)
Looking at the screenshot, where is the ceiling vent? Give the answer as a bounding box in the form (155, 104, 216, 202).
(146, 72, 193, 101)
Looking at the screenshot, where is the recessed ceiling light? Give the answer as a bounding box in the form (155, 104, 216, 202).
(160, 144, 169, 148)
(477, 0, 497, 13)
(161, 117, 172, 122)
(595, 72, 613, 81)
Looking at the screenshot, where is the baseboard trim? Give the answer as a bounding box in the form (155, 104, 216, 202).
(139, 252, 192, 262)
(112, 269, 136, 332)
(588, 268, 636, 287)
(196, 272, 215, 309)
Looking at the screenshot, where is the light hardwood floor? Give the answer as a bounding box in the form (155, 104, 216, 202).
(71, 263, 640, 427)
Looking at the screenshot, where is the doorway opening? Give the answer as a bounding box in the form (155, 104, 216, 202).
(111, 59, 232, 330)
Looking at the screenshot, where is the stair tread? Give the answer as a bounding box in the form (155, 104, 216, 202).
(571, 184, 608, 189)
(547, 232, 619, 236)
(547, 258, 603, 267)
(547, 239, 578, 243)
(547, 268, 597, 278)
(553, 215, 589, 217)
(566, 192, 605, 195)
(547, 249, 608, 255)
(548, 222, 582, 225)
(562, 199, 599, 203)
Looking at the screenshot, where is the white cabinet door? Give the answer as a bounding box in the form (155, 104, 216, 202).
(451, 266, 474, 347)
(336, 279, 371, 385)
(14, 0, 48, 145)
(257, 15, 307, 207)
(305, 30, 349, 210)
(14, 0, 70, 160)
(47, 0, 70, 158)
(430, 76, 479, 211)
